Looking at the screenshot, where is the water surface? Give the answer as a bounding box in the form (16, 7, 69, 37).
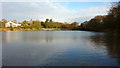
(2, 31, 120, 66)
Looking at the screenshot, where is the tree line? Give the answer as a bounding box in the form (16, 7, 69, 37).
(79, 2, 120, 32)
(0, 18, 80, 30)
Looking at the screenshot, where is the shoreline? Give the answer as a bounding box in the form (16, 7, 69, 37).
(0, 28, 72, 31)
(1, 28, 119, 33)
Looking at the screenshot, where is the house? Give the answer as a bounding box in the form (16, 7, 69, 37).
(6, 21, 21, 27)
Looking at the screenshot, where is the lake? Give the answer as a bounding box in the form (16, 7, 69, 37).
(2, 31, 120, 66)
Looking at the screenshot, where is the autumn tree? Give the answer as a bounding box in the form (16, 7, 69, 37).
(79, 15, 106, 31)
(53, 22, 63, 28)
(2, 19, 7, 28)
(70, 22, 79, 29)
(0, 21, 2, 28)
(22, 20, 28, 29)
(31, 20, 41, 29)
(79, 1, 120, 32)
(103, 2, 120, 31)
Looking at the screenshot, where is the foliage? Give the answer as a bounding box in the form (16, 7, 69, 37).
(70, 22, 79, 29)
(2, 19, 7, 28)
(0, 18, 80, 30)
(30, 20, 41, 29)
(22, 20, 28, 29)
(103, 2, 120, 31)
(0, 21, 2, 28)
(44, 19, 54, 28)
(80, 16, 105, 31)
(80, 1, 120, 32)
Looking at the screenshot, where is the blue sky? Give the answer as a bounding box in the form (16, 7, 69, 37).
(2, 2, 111, 23)
(59, 2, 109, 10)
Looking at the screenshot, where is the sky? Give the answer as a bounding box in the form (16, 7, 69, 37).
(1, 2, 114, 23)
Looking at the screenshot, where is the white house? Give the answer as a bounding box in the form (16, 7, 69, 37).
(6, 21, 21, 27)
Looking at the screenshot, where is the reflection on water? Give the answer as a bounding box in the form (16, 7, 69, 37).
(2, 31, 120, 66)
(0, 32, 2, 67)
(89, 32, 120, 64)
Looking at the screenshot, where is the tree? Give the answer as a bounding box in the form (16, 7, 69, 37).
(79, 15, 106, 31)
(49, 19, 54, 28)
(9, 23, 14, 31)
(63, 22, 71, 29)
(103, 2, 120, 31)
(44, 19, 54, 28)
(80, 21, 87, 30)
(0, 21, 2, 28)
(44, 19, 49, 28)
(41, 21, 45, 28)
(79, 1, 120, 32)
(53, 22, 61, 28)
(31, 20, 41, 29)
(2, 19, 7, 28)
(22, 20, 28, 29)
(70, 22, 79, 29)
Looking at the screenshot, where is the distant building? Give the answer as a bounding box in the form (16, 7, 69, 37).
(6, 21, 21, 27)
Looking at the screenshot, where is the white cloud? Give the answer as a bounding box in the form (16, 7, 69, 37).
(59, 6, 110, 23)
(2, 2, 110, 23)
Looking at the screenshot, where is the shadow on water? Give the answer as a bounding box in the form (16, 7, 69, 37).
(89, 32, 120, 64)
